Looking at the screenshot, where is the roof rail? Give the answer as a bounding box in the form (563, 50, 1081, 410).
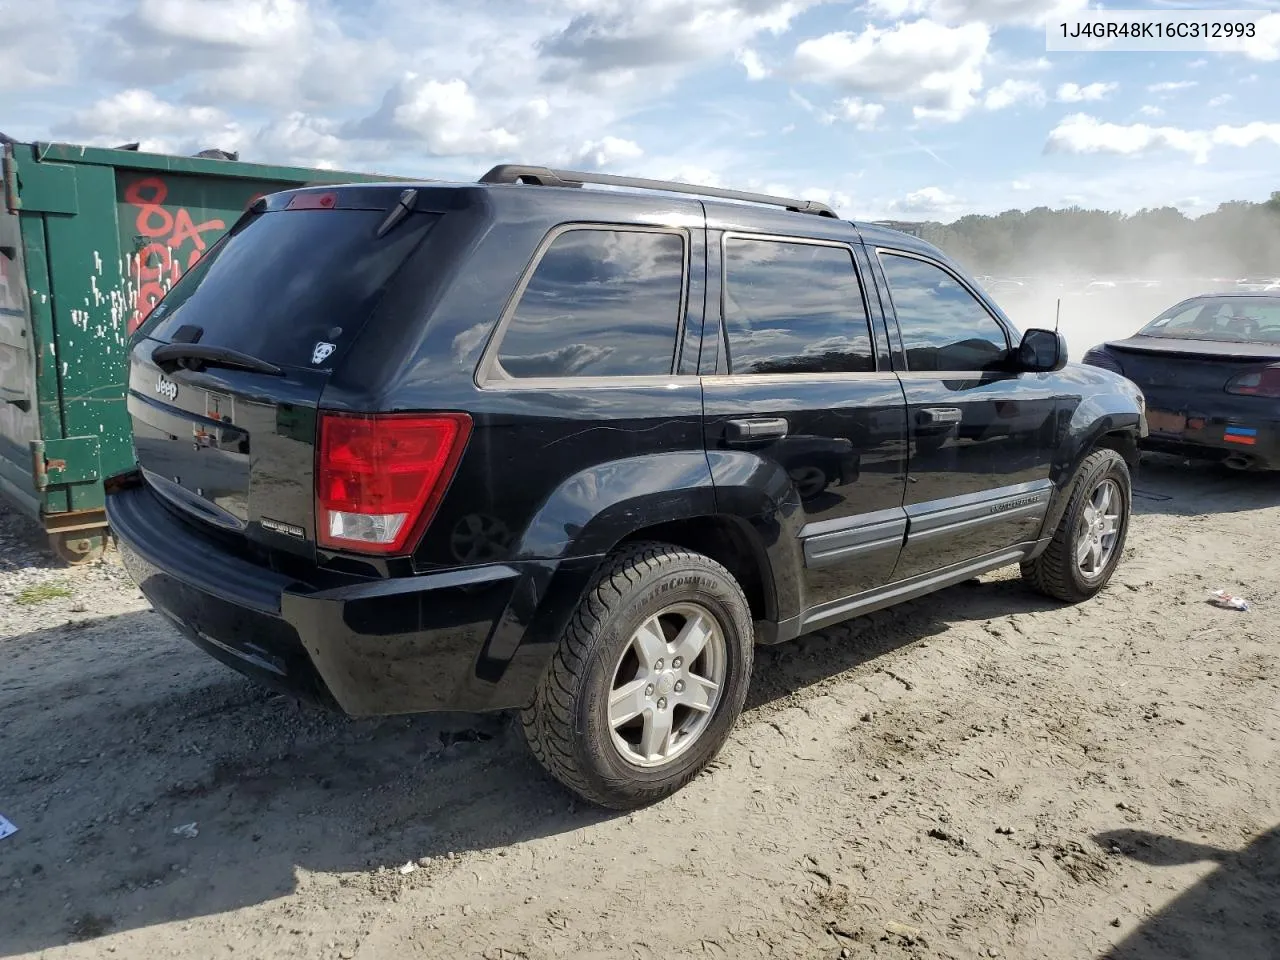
(478, 164, 838, 218)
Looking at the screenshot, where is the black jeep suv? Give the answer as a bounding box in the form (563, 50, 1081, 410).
(107, 165, 1147, 810)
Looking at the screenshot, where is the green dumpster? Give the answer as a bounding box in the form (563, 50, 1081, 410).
(0, 140, 404, 563)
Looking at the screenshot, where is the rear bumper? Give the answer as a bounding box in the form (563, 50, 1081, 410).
(107, 479, 599, 717)
(1136, 393, 1280, 469)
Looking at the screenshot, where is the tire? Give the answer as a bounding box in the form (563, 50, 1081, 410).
(1021, 448, 1132, 603)
(520, 541, 755, 810)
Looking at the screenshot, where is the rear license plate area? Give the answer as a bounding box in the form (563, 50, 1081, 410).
(1146, 409, 1187, 435)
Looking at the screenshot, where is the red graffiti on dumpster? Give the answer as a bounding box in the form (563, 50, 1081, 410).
(125, 177, 226, 334)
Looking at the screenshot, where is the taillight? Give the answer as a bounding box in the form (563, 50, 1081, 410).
(1224, 364, 1280, 398)
(316, 412, 472, 555)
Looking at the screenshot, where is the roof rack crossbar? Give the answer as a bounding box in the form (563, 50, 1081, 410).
(478, 164, 838, 218)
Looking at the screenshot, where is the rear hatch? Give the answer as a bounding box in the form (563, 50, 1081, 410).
(126, 184, 439, 563)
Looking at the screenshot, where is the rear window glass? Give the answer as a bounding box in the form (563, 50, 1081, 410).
(1139, 296, 1280, 344)
(136, 208, 437, 369)
(496, 228, 687, 379)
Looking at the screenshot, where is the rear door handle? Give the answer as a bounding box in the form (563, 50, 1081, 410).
(917, 407, 962, 425)
(725, 417, 789, 443)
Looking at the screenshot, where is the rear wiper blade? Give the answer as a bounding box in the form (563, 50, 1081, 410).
(151, 343, 284, 376)
(376, 188, 418, 238)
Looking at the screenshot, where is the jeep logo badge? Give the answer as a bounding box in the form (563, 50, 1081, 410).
(156, 374, 178, 402)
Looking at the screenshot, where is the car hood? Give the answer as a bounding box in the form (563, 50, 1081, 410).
(1105, 335, 1280, 362)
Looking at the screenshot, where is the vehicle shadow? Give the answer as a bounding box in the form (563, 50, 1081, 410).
(0, 573, 1066, 955)
(1094, 826, 1280, 960)
(1131, 454, 1280, 517)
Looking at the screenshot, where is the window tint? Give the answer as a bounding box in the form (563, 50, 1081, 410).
(879, 253, 1010, 372)
(497, 229, 686, 378)
(722, 238, 874, 375)
(139, 209, 439, 369)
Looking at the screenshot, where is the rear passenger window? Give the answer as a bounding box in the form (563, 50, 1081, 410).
(722, 238, 875, 375)
(878, 253, 1010, 372)
(497, 228, 686, 379)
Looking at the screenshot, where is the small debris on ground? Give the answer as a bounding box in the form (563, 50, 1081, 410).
(927, 827, 966, 847)
(0, 814, 16, 840)
(172, 822, 199, 839)
(1209, 589, 1250, 611)
(398, 861, 417, 875)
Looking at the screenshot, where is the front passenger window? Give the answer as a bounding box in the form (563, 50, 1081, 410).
(879, 253, 1010, 372)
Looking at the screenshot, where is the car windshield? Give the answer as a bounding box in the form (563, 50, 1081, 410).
(1138, 296, 1280, 344)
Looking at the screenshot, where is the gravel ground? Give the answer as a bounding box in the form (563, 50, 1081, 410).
(1, 455, 1277, 960)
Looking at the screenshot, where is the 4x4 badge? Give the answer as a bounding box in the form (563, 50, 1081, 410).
(312, 341, 336, 365)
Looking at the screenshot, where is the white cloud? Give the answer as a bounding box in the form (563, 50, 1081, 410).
(736, 48, 770, 80)
(1046, 114, 1211, 163)
(1045, 113, 1280, 165)
(129, 0, 307, 49)
(836, 97, 886, 128)
(984, 79, 1045, 110)
(1210, 121, 1280, 150)
(1139, 105, 1164, 118)
(55, 89, 245, 155)
(540, 0, 819, 78)
(1008, 56, 1052, 72)
(0, 0, 107, 88)
(1056, 81, 1116, 103)
(865, 0, 1087, 26)
(795, 20, 991, 122)
(1208, 94, 1233, 108)
(892, 185, 960, 214)
(104, 0, 397, 109)
(1238, 12, 1280, 61)
(1189, 58, 1208, 68)
(380, 76, 521, 155)
(1147, 80, 1197, 93)
(1011, 179, 1031, 190)
(250, 113, 349, 166)
(572, 136, 644, 168)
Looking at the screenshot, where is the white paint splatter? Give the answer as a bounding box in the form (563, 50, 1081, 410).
(93, 251, 103, 274)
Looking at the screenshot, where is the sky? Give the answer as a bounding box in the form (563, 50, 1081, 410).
(3, 0, 1280, 222)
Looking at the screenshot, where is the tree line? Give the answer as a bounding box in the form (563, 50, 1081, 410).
(902, 192, 1280, 279)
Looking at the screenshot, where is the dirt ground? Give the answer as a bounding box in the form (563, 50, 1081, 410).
(1, 455, 1277, 960)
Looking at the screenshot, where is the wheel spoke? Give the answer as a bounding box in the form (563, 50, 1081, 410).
(681, 674, 719, 713)
(639, 705, 674, 760)
(630, 616, 668, 667)
(1088, 539, 1104, 572)
(1101, 515, 1119, 537)
(671, 612, 714, 665)
(1096, 483, 1114, 515)
(609, 678, 650, 729)
(1076, 533, 1094, 566)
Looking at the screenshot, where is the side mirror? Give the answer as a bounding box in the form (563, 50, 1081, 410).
(1018, 328, 1067, 373)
